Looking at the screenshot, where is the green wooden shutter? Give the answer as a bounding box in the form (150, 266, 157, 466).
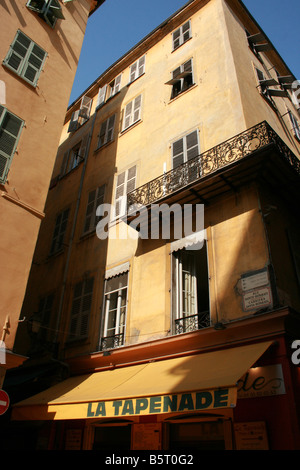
(3, 31, 46, 86)
(0, 106, 24, 183)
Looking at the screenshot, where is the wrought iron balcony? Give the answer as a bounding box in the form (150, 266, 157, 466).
(175, 311, 210, 335)
(101, 333, 124, 351)
(127, 121, 300, 214)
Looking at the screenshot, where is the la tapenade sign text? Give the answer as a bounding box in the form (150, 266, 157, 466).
(86, 388, 236, 418)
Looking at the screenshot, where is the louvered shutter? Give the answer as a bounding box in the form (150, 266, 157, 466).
(138, 56, 145, 76)
(0, 107, 24, 183)
(68, 110, 79, 132)
(60, 150, 70, 177)
(23, 43, 46, 86)
(173, 28, 181, 50)
(182, 21, 191, 42)
(69, 278, 93, 339)
(84, 185, 105, 233)
(126, 165, 136, 194)
(186, 130, 199, 161)
(172, 138, 184, 168)
(50, 208, 69, 254)
(79, 95, 92, 120)
(79, 134, 89, 160)
(133, 95, 142, 123)
(114, 74, 121, 93)
(115, 171, 126, 217)
(4, 31, 30, 75)
(130, 62, 137, 82)
(98, 121, 107, 147)
(289, 111, 300, 141)
(106, 114, 115, 142)
(96, 85, 107, 107)
(124, 101, 133, 129)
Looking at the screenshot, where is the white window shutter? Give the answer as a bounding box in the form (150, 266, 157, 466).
(68, 110, 79, 132)
(79, 95, 92, 120)
(96, 85, 107, 107)
(130, 62, 137, 82)
(124, 101, 133, 129)
(138, 56, 145, 76)
(133, 95, 142, 123)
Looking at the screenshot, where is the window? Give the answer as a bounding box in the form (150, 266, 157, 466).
(255, 68, 287, 101)
(3, 30, 47, 86)
(172, 20, 191, 50)
(37, 294, 54, 342)
(0, 106, 24, 184)
(122, 95, 142, 131)
(68, 278, 94, 340)
(26, 0, 65, 28)
(83, 185, 105, 234)
(114, 165, 136, 218)
(97, 115, 116, 148)
(167, 59, 194, 99)
(172, 246, 209, 334)
(96, 85, 107, 108)
(60, 134, 89, 177)
(288, 110, 300, 141)
(68, 95, 92, 132)
(109, 74, 122, 98)
(129, 56, 145, 83)
(172, 130, 199, 168)
(50, 208, 69, 255)
(101, 272, 128, 350)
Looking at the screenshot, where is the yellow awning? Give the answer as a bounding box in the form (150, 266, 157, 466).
(12, 341, 272, 421)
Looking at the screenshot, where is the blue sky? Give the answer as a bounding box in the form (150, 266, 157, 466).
(68, 0, 299, 104)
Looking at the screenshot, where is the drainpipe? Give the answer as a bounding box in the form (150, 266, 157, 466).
(53, 112, 97, 354)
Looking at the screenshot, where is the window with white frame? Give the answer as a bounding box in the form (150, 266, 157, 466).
(67, 95, 92, 133)
(172, 20, 191, 50)
(83, 185, 105, 234)
(172, 245, 209, 335)
(172, 130, 199, 168)
(114, 165, 136, 218)
(129, 56, 145, 83)
(101, 272, 128, 350)
(68, 277, 94, 340)
(96, 85, 107, 108)
(50, 207, 69, 255)
(166, 59, 194, 99)
(109, 74, 122, 98)
(97, 114, 116, 148)
(60, 135, 89, 177)
(288, 110, 300, 141)
(3, 30, 47, 87)
(0, 105, 24, 184)
(26, 0, 65, 28)
(122, 95, 142, 131)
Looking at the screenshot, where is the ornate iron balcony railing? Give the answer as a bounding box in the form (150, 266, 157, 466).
(101, 332, 124, 351)
(127, 121, 300, 211)
(175, 311, 210, 335)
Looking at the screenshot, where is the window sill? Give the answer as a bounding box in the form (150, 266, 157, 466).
(127, 72, 145, 86)
(120, 118, 142, 135)
(172, 36, 192, 53)
(94, 139, 115, 153)
(169, 83, 197, 103)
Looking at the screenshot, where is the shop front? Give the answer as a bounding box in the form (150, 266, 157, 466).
(11, 341, 280, 450)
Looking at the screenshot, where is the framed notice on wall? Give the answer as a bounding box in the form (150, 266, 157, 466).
(234, 422, 269, 450)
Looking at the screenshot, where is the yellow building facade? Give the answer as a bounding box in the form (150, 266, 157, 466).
(6, 0, 300, 450)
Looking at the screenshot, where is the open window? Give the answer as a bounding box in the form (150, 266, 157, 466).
(97, 114, 116, 148)
(109, 74, 122, 98)
(26, 0, 65, 28)
(0, 105, 24, 184)
(114, 165, 136, 218)
(60, 134, 89, 177)
(172, 243, 210, 335)
(255, 68, 287, 102)
(166, 59, 194, 99)
(67, 95, 92, 132)
(100, 271, 129, 350)
(288, 110, 300, 141)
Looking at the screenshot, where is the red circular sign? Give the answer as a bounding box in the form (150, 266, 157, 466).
(0, 390, 9, 415)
